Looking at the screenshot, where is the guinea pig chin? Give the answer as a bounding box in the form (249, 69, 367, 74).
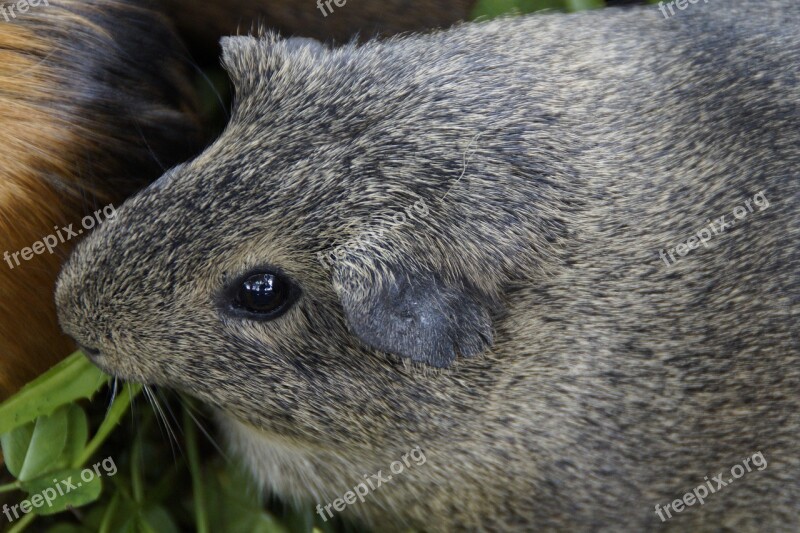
(55, 271, 152, 384)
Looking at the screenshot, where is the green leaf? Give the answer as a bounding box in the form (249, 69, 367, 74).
(97, 491, 132, 533)
(0, 352, 108, 435)
(73, 382, 141, 468)
(470, 0, 522, 19)
(1, 406, 69, 481)
(20, 468, 103, 515)
(283, 505, 315, 533)
(564, 0, 604, 11)
(47, 524, 94, 533)
(470, 0, 604, 19)
(1, 424, 32, 478)
(78, 501, 112, 531)
(59, 404, 89, 468)
(139, 506, 179, 533)
(185, 409, 209, 533)
(203, 459, 288, 533)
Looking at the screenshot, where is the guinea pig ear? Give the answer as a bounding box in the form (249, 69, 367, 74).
(332, 258, 495, 368)
(220, 35, 260, 86)
(220, 35, 326, 90)
(280, 37, 327, 57)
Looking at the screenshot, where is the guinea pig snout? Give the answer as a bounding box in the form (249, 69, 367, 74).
(56, 277, 129, 375)
(78, 344, 102, 358)
(55, 255, 115, 364)
(75, 344, 110, 368)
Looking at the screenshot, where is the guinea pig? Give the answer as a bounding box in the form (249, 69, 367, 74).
(0, 0, 203, 399)
(0, 0, 476, 399)
(56, 1, 799, 531)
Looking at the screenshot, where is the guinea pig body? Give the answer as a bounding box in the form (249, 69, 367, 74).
(57, 2, 799, 531)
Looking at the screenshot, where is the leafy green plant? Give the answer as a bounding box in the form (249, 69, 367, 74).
(470, 0, 660, 19)
(0, 353, 331, 532)
(0, 353, 130, 531)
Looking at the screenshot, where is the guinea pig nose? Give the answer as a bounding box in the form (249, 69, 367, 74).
(80, 345, 102, 358)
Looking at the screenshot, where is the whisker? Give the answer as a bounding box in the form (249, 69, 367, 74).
(184, 54, 230, 122)
(177, 394, 229, 460)
(107, 376, 119, 413)
(133, 119, 167, 173)
(143, 385, 183, 460)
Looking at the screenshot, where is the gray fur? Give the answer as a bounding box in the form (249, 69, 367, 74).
(57, 2, 799, 531)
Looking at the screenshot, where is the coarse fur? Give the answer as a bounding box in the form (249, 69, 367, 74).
(0, 0, 473, 398)
(57, 2, 799, 531)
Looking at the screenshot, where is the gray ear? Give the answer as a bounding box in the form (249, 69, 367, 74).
(220, 35, 261, 84)
(281, 37, 327, 57)
(220, 35, 326, 89)
(333, 259, 494, 368)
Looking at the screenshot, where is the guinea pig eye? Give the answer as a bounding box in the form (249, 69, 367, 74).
(230, 271, 295, 319)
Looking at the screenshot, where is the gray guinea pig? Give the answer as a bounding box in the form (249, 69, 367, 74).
(57, 1, 799, 531)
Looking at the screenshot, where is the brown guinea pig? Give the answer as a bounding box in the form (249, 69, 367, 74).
(0, 0, 203, 398)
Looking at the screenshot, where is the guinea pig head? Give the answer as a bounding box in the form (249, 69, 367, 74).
(55, 34, 511, 446)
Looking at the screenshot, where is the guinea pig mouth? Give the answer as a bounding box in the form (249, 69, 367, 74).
(79, 345, 102, 359)
(76, 345, 156, 386)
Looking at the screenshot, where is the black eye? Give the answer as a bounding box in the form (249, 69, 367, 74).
(231, 271, 294, 319)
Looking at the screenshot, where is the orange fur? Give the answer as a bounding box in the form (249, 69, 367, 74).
(0, 3, 202, 398)
(0, 26, 85, 397)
